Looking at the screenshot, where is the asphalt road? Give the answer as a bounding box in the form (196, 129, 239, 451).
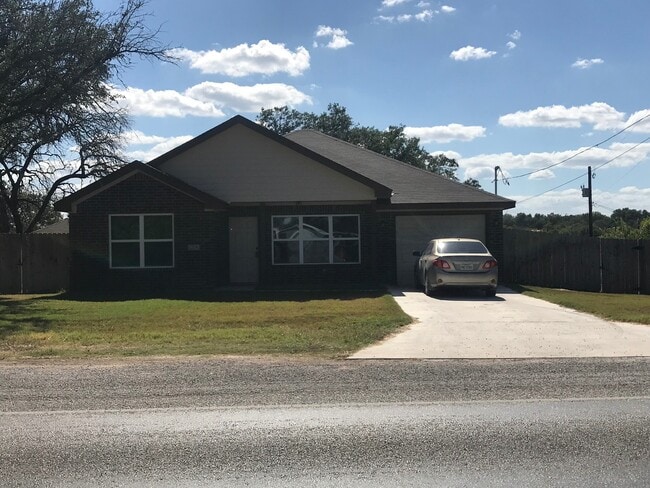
(2, 357, 650, 486)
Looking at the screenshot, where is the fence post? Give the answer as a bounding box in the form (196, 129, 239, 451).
(599, 237, 603, 293)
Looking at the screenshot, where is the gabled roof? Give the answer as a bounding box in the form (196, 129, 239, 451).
(286, 130, 516, 209)
(54, 161, 227, 212)
(148, 115, 393, 199)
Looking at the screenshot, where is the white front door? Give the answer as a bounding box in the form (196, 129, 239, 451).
(229, 217, 259, 283)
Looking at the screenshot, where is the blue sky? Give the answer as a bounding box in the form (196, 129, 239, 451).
(97, 0, 650, 216)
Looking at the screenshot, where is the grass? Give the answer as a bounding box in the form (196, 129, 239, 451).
(0, 290, 411, 360)
(511, 284, 650, 325)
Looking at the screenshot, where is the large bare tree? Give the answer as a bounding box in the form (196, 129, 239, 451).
(0, 0, 171, 233)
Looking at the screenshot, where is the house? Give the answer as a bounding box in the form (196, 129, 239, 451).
(55, 115, 515, 292)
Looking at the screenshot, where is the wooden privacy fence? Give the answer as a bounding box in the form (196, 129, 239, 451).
(0, 234, 70, 293)
(502, 229, 649, 294)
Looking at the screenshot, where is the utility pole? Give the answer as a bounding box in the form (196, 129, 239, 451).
(582, 166, 593, 237)
(494, 166, 509, 195)
(587, 166, 594, 237)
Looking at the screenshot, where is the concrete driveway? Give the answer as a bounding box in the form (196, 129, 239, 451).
(350, 287, 650, 359)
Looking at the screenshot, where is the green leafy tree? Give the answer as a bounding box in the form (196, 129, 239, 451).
(601, 220, 641, 239)
(610, 208, 650, 229)
(463, 177, 482, 189)
(640, 218, 650, 239)
(0, 0, 171, 233)
(258, 104, 459, 179)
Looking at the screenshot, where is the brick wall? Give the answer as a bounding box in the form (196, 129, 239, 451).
(485, 210, 504, 270)
(70, 173, 227, 293)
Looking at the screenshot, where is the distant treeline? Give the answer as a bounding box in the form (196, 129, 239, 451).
(504, 207, 650, 239)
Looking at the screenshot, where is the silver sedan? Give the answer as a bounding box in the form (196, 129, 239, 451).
(414, 238, 498, 296)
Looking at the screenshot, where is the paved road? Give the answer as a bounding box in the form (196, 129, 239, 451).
(2, 357, 650, 486)
(351, 287, 650, 359)
(3, 397, 649, 487)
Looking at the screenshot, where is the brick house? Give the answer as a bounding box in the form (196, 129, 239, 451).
(55, 115, 515, 292)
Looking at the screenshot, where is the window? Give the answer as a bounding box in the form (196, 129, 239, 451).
(110, 214, 174, 268)
(272, 215, 360, 265)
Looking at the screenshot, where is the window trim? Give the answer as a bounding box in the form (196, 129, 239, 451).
(272, 214, 360, 265)
(109, 214, 175, 269)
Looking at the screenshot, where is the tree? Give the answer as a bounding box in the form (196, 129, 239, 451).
(258, 104, 459, 179)
(0, 0, 171, 233)
(610, 208, 650, 230)
(463, 177, 482, 189)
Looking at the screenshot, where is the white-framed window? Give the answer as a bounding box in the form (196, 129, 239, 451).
(109, 214, 174, 268)
(272, 215, 360, 265)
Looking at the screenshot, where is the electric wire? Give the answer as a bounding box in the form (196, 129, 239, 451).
(517, 135, 650, 204)
(506, 113, 650, 181)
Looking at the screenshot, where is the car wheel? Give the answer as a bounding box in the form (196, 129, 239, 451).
(485, 288, 497, 297)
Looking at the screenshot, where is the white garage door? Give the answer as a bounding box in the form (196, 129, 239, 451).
(395, 215, 485, 287)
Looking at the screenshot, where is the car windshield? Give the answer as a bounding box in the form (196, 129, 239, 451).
(437, 241, 488, 254)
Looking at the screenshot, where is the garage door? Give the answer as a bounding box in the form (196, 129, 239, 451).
(395, 215, 485, 287)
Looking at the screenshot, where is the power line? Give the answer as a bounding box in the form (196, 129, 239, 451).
(517, 172, 586, 204)
(516, 136, 650, 205)
(592, 136, 650, 171)
(507, 113, 650, 181)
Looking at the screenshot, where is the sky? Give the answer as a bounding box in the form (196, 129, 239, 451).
(96, 0, 650, 216)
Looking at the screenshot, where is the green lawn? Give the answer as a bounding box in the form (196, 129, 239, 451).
(514, 285, 650, 325)
(0, 290, 411, 360)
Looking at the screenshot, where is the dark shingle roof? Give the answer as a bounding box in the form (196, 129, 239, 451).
(286, 130, 515, 209)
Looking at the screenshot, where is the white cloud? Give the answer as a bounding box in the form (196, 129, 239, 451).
(185, 82, 313, 113)
(169, 40, 310, 77)
(440, 5, 456, 13)
(125, 134, 194, 162)
(381, 0, 411, 7)
(415, 9, 434, 21)
(499, 103, 650, 133)
(506, 41, 517, 50)
(404, 124, 486, 143)
(121, 130, 173, 146)
(450, 45, 497, 61)
(509, 30, 521, 40)
(505, 187, 650, 216)
(528, 169, 555, 180)
(113, 87, 225, 118)
(572, 58, 604, 69)
(375, 2, 436, 23)
(314, 25, 353, 50)
(459, 142, 650, 173)
(113, 82, 312, 118)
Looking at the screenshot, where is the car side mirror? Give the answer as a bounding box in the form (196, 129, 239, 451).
(412, 251, 421, 257)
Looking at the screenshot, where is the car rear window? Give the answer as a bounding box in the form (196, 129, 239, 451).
(437, 241, 488, 254)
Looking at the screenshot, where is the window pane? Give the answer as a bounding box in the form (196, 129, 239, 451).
(332, 216, 359, 238)
(112, 242, 140, 267)
(437, 241, 487, 254)
(273, 241, 299, 264)
(273, 217, 299, 240)
(302, 216, 329, 239)
(333, 240, 359, 263)
(144, 242, 173, 267)
(111, 216, 139, 240)
(303, 241, 329, 264)
(144, 215, 172, 239)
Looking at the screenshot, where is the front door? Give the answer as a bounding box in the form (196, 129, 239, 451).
(229, 216, 259, 284)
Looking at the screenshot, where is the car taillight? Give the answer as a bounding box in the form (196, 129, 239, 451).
(482, 259, 498, 270)
(433, 259, 451, 269)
